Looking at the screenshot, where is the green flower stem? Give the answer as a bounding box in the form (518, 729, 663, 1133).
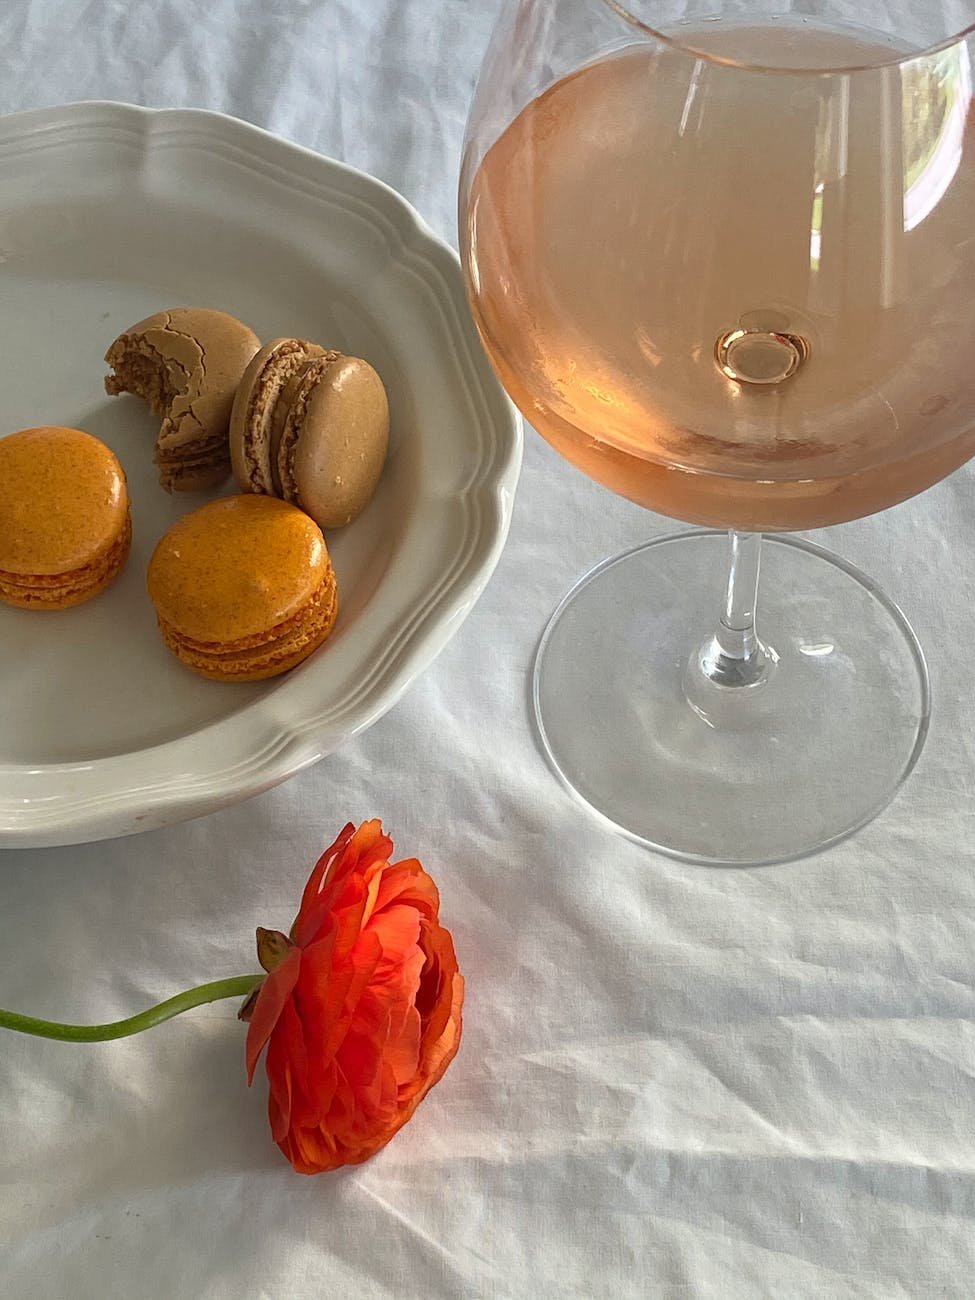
(0, 975, 263, 1043)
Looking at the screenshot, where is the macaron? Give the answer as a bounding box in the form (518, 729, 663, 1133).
(105, 307, 261, 492)
(230, 339, 389, 529)
(146, 494, 338, 681)
(0, 426, 131, 609)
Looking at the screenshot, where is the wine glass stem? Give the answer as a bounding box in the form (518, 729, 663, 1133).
(688, 530, 773, 693)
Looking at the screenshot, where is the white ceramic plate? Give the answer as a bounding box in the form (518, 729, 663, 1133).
(0, 101, 521, 848)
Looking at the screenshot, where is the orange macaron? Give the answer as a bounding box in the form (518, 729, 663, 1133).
(146, 494, 338, 681)
(0, 426, 132, 609)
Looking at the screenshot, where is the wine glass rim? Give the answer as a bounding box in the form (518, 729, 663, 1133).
(601, 0, 975, 74)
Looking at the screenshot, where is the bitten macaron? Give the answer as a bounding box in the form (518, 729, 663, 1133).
(146, 494, 338, 681)
(105, 307, 261, 492)
(0, 426, 132, 610)
(230, 338, 389, 529)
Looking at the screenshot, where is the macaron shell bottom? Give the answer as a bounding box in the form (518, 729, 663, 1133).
(156, 451, 231, 494)
(277, 354, 390, 530)
(156, 568, 338, 681)
(0, 511, 133, 609)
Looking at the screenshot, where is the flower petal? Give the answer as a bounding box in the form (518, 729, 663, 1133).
(296, 823, 355, 922)
(371, 859, 440, 920)
(244, 946, 301, 1084)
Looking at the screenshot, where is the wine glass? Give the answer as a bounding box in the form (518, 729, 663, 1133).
(459, 0, 975, 865)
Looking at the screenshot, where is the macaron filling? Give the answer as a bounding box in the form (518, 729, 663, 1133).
(274, 357, 333, 504)
(0, 512, 132, 609)
(231, 339, 334, 495)
(153, 567, 338, 680)
(104, 342, 186, 415)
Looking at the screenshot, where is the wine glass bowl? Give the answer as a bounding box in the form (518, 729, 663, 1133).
(460, 0, 975, 863)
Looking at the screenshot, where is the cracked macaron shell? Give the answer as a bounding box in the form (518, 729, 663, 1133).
(229, 337, 333, 496)
(275, 353, 390, 530)
(0, 426, 129, 576)
(104, 307, 261, 492)
(146, 494, 333, 644)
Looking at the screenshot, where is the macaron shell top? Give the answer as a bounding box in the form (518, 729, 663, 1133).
(147, 494, 332, 643)
(0, 426, 129, 575)
(277, 354, 390, 530)
(229, 337, 332, 495)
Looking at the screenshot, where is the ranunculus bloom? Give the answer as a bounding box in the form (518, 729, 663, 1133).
(242, 820, 464, 1174)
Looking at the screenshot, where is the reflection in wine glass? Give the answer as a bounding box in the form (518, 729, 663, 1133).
(460, 0, 975, 864)
(902, 44, 970, 231)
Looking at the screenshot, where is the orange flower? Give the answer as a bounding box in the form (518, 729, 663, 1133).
(241, 821, 464, 1174)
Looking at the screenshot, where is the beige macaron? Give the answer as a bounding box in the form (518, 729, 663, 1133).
(230, 339, 389, 529)
(105, 307, 261, 492)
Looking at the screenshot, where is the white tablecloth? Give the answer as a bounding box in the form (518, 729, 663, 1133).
(2, 2, 975, 1296)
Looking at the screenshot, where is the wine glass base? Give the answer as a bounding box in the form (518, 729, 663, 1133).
(531, 531, 930, 866)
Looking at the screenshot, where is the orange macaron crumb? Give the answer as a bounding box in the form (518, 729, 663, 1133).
(146, 494, 339, 681)
(0, 426, 132, 610)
